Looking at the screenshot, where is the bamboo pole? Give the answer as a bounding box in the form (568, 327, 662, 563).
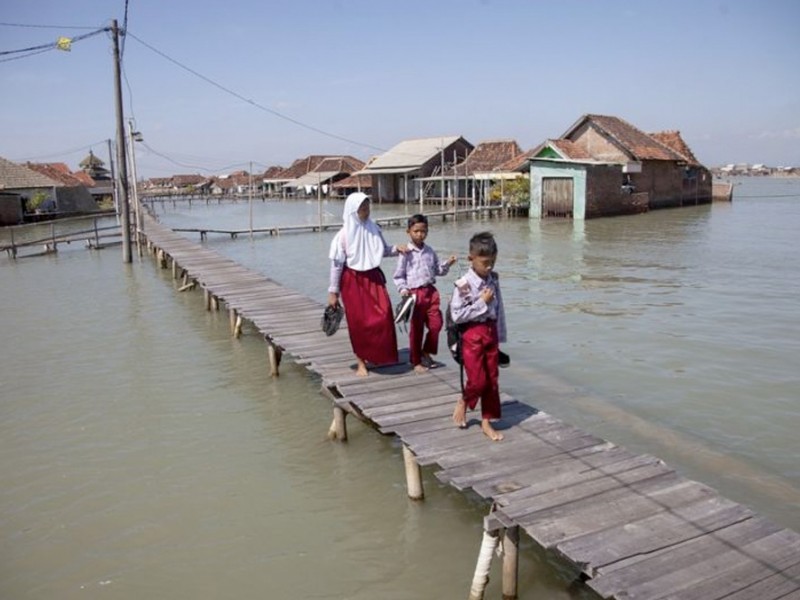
(328, 405, 347, 441)
(502, 526, 519, 599)
(267, 343, 281, 376)
(402, 445, 424, 500)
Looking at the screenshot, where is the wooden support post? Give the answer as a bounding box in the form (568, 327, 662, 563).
(469, 529, 500, 600)
(328, 405, 347, 441)
(502, 526, 519, 600)
(234, 314, 243, 338)
(210, 295, 219, 311)
(402, 444, 424, 501)
(229, 308, 237, 335)
(172, 258, 178, 279)
(267, 343, 281, 376)
(203, 288, 211, 310)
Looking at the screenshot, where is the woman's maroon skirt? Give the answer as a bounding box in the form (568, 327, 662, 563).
(340, 266, 398, 366)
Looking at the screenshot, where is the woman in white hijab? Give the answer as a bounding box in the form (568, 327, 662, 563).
(328, 192, 406, 376)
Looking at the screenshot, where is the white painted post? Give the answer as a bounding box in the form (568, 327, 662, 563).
(468, 530, 500, 600)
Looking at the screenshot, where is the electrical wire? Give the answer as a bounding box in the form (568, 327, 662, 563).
(125, 30, 387, 155)
(0, 22, 99, 30)
(0, 27, 108, 60)
(11, 139, 111, 162)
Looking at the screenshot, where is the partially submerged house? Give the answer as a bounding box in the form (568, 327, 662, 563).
(529, 114, 712, 219)
(26, 162, 98, 212)
(439, 140, 527, 206)
(0, 156, 98, 217)
(330, 173, 372, 198)
(260, 165, 285, 197)
(357, 135, 474, 203)
(281, 156, 364, 198)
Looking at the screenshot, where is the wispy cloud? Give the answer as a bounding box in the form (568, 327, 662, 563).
(753, 127, 800, 139)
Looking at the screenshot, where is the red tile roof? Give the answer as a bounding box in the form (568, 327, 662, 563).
(26, 162, 86, 187)
(649, 130, 700, 165)
(564, 114, 686, 162)
(449, 140, 523, 175)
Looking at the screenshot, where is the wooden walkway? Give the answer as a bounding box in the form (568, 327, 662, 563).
(140, 213, 800, 600)
(167, 206, 507, 241)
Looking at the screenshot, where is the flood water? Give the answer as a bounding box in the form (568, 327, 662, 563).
(1, 177, 798, 599)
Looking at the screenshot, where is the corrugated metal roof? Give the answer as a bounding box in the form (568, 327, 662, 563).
(363, 136, 462, 171)
(283, 171, 340, 188)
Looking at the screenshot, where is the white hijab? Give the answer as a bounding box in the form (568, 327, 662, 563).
(328, 192, 385, 271)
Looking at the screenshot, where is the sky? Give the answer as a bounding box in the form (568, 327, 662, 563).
(1, 0, 799, 178)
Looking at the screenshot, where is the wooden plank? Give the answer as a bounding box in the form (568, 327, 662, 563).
(470, 443, 635, 498)
(554, 496, 754, 577)
(588, 518, 799, 600)
(513, 477, 722, 550)
(142, 216, 800, 600)
(436, 435, 609, 491)
(720, 559, 800, 600)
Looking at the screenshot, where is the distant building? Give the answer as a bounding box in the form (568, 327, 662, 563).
(528, 114, 712, 219)
(356, 135, 474, 203)
(0, 155, 98, 216)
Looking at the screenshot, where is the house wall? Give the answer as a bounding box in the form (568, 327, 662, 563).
(0, 192, 24, 225)
(529, 161, 586, 219)
(584, 164, 648, 218)
(632, 161, 684, 209)
(56, 186, 98, 213)
(570, 124, 628, 162)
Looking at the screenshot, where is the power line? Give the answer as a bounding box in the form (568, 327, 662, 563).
(12, 139, 111, 162)
(125, 30, 387, 155)
(0, 27, 108, 61)
(0, 21, 99, 30)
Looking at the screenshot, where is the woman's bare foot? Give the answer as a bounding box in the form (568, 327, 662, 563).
(413, 364, 429, 374)
(356, 358, 369, 377)
(452, 398, 467, 428)
(481, 419, 504, 441)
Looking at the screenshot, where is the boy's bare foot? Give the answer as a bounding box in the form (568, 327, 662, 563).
(413, 364, 429, 374)
(481, 419, 504, 441)
(452, 398, 467, 428)
(356, 358, 369, 377)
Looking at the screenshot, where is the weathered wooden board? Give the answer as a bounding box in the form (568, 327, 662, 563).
(142, 214, 800, 600)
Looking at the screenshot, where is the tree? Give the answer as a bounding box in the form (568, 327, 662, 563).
(489, 178, 530, 206)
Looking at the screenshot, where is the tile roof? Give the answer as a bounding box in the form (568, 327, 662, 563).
(495, 148, 537, 172)
(0, 156, 61, 189)
(26, 162, 87, 187)
(564, 114, 686, 162)
(649, 130, 700, 165)
(448, 140, 523, 175)
(171, 174, 207, 186)
(262, 165, 285, 179)
(331, 174, 372, 189)
(277, 155, 332, 179)
(312, 155, 365, 174)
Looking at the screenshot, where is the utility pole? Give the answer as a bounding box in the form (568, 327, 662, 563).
(111, 19, 132, 263)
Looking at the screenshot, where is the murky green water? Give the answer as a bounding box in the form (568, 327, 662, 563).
(1, 177, 797, 599)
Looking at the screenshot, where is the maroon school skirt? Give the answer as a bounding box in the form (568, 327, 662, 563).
(340, 266, 398, 366)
